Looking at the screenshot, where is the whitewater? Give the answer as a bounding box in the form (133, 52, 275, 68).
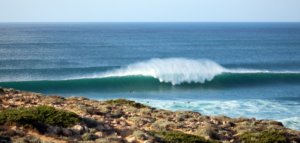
(86, 58, 300, 85)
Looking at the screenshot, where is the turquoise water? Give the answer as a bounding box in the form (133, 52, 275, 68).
(0, 23, 300, 130)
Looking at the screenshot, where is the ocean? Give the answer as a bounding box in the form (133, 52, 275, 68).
(0, 23, 299, 130)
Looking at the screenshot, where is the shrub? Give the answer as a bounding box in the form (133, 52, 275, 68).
(151, 120, 174, 131)
(239, 129, 288, 143)
(0, 106, 80, 130)
(15, 136, 41, 143)
(132, 130, 149, 140)
(105, 99, 147, 108)
(152, 131, 217, 143)
(82, 133, 97, 141)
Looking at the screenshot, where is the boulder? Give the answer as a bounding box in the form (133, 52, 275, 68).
(0, 88, 5, 95)
(72, 125, 86, 134)
(62, 128, 73, 136)
(94, 131, 105, 137)
(47, 126, 62, 135)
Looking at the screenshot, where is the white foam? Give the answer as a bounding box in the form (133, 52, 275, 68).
(98, 58, 225, 85)
(2, 57, 300, 83)
(135, 99, 300, 130)
(279, 117, 300, 130)
(96, 58, 300, 85)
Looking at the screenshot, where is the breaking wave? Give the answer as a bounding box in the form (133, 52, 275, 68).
(93, 58, 300, 85)
(98, 58, 225, 85)
(0, 58, 300, 92)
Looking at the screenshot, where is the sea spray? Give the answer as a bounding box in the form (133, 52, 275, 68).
(98, 58, 300, 85)
(99, 58, 225, 85)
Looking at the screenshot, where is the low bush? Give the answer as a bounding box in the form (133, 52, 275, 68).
(239, 129, 288, 143)
(105, 99, 147, 108)
(152, 131, 217, 143)
(0, 106, 80, 130)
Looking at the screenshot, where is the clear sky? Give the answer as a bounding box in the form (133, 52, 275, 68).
(0, 0, 300, 22)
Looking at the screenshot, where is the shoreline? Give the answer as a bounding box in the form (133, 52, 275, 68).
(0, 88, 299, 143)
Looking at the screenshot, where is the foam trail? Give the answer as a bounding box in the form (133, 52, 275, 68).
(226, 69, 300, 74)
(99, 58, 225, 85)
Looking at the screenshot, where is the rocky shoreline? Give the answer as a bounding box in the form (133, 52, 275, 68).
(0, 88, 299, 143)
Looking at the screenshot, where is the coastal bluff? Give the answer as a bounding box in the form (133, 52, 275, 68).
(0, 88, 299, 143)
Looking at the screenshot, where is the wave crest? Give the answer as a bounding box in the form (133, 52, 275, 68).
(99, 58, 225, 85)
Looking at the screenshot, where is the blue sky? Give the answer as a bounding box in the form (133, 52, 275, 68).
(0, 0, 300, 22)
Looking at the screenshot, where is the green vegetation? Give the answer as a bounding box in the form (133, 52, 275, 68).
(240, 130, 288, 143)
(105, 99, 147, 108)
(0, 106, 80, 130)
(152, 131, 217, 143)
(82, 133, 97, 141)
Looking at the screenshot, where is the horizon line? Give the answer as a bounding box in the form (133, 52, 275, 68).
(1, 21, 300, 23)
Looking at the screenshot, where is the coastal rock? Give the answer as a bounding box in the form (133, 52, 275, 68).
(47, 126, 62, 135)
(72, 125, 87, 134)
(0, 88, 5, 95)
(94, 131, 105, 137)
(0, 88, 299, 143)
(127, 136, 137, 143)
(96, 124, 105, 131)
(196, 123, 220, 140)
(132, 130, 148, 140)
(62, 128, 73, 136)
